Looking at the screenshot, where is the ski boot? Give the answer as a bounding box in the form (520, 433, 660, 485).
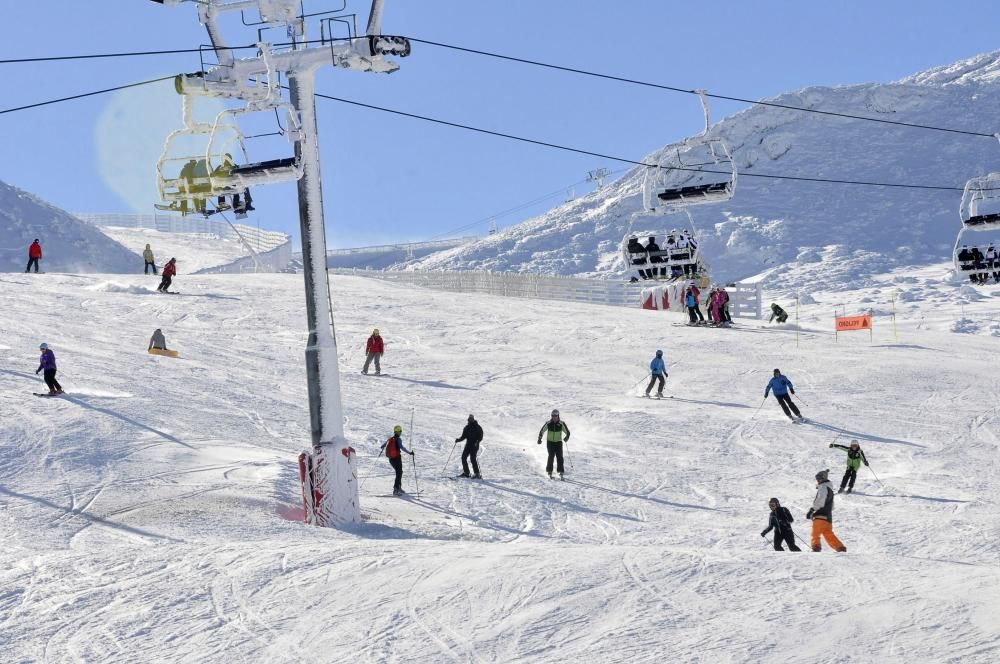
(846, 487, 852, 494)
(656, 392, 664, 399)
(559, 472, 565, 481)
(837, 488, 845, 494)
(472, 473, 482, 479)
(459, 472, 471, 478)
(548, 472, 553, 479)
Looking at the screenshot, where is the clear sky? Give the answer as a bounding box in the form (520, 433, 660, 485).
(3, 1, 1000, 249)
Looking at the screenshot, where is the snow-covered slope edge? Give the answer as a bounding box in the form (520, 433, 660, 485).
(0, 180, 140, 273)
(407, 51, 1000, 288)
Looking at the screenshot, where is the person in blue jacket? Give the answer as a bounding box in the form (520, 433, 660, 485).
(684, 287, 699, 324)
(645, 350, 667, 398)
(765, 368, 802, 421)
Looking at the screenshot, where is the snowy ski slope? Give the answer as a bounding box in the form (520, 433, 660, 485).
(99, 226, 260, 274)
(0, 268, 998, 662)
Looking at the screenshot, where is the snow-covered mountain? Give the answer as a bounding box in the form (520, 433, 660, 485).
(0, 180, 140, 273)
(406, 51, 1000, 288)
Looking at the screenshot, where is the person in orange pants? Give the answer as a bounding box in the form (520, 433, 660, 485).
(805, 469, 847, 552)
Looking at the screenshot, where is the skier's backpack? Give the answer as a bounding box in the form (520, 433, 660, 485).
(385, 436, 400, 459)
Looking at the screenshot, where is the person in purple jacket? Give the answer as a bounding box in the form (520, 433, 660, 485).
(36, 343, 63, 394)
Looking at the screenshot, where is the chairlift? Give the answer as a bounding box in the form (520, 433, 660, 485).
(642, 91, 736, 215)
(206, 101, 303, 192)
(622, 210, 709, 282)
(954, 173, 1000, 281)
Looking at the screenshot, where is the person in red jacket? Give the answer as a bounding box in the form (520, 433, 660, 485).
(25, 239, 42, 273)
(380, 424, 413, 495)
(157, 258, 177, 293)
(362, 328, 384, 375)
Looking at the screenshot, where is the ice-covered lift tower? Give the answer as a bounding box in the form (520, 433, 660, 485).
(150, 0, 410, 526)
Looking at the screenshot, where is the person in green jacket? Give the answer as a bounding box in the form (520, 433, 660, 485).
(537, 409, 570, 479)
(769, 302, 788, 323)
(830, 439, 869, 494)
(143, 244, 157, 275)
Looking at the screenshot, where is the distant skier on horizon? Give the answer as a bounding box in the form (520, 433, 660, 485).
(765, 368, 803, 421)
(761, 498, 800, 551)
(25, 239, 42, 273)
(537, 409, 570, 479)
(830, 440, 869, 494)
(645, 350, 667, 398)
(806, 469, 847, 552)
(380, 424, 414, 496)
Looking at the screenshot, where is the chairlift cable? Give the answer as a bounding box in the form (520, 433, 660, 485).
(0, 75, 175, 115)
(313, 92, 965, 191)
(406, 37, 998, 140)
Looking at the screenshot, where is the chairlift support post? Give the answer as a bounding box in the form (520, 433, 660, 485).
(152, 0, 410, 528)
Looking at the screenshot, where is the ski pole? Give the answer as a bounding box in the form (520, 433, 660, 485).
(359, 447, 384, 492)
(750, 397, 766, 420)
(441, 439, 460, 475)
(793, 393, 810, 407)
(867, 465, 887, 489)
(794, 531, 812, 550)
(632, 373, 651, 392)
(411, 451, 420, 495)
(564, 440, 574, 470)
(761, 534, 772, 545)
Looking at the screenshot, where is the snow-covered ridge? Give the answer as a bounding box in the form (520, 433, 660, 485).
(0, 180, 140, 273)
(406, 50, 1000, 288)
(897, 49, 1000, 86)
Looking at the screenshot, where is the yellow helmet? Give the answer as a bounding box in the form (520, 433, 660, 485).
(393, 425, 402, 434)
(373, 328, 380, 335)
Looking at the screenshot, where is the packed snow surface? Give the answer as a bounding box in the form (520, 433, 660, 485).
(98, 226, 259, 274)
(1, 267, 999, 662)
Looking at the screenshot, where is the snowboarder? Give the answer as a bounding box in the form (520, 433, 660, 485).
(768, 303, 788, 324)
(537, 409, 570, 479)
(765, 368, 803, 421)
(25, 239, 42, 273)
(35, 343, 63, 394)
(761, 497, 800, 551)
(143, 244, 157, 275)
(645, 349, 667, 397)
(455, 414, 484, 478)
(830, 439, 869, 494)
(157, 258, 177, 292)
(380, 424, 414, 496)
(362, 328, 384, 375)
(148, 328, 168, 351)
(806, 469, 846, 552)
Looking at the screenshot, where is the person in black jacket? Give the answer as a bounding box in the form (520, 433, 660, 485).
(645, 236, 664, 277)
(455, 414, 484, 478)
(761, 497, 800, 551)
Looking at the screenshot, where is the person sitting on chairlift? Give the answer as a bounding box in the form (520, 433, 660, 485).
(645, 235, 665, 277)
(626, 236, 649, 278)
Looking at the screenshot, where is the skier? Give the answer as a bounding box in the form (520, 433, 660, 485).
(455, 414, 483, 478)
(719, 286, 732, 324)
(645, 349, 667, 398)
(709, 288, 723, 324)
(35, 343, 63, 395)
(148, 328, 168, 351)
(25, 239, 42, 273)
(768, 303, 788, 324)
(157, 258, 177, 293)
(537, 409, 570, 479)
(806, 469, 847, 552)
(143, 244, 157, 275)
(645, 236, 664, 278)
(380, 424, 414, 496)
(830, 439, 869, 494)
(362, 328, 384, 375)
(688, 282, 705, 323)
(626, 236, 648, 279)
(760, 497, 800, 551)
(684, 287, 699, 324)
(765, 368, 803, 421)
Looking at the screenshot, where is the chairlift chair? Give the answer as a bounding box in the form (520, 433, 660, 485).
(206, 101, 303, 193)
(622, 211, 709, 282)
(953, 173, 1000, 281)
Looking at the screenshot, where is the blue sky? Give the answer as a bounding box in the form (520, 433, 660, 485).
(3, 1, 1000, 249)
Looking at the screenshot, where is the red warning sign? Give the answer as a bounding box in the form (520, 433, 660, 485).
(835, 314, 872, 332)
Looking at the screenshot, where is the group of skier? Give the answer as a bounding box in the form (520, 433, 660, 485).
(21, 239, 178, 293)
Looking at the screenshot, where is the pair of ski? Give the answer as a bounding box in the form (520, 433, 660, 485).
(33, 392, 65, 398)
(639, 394, 673, 400)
